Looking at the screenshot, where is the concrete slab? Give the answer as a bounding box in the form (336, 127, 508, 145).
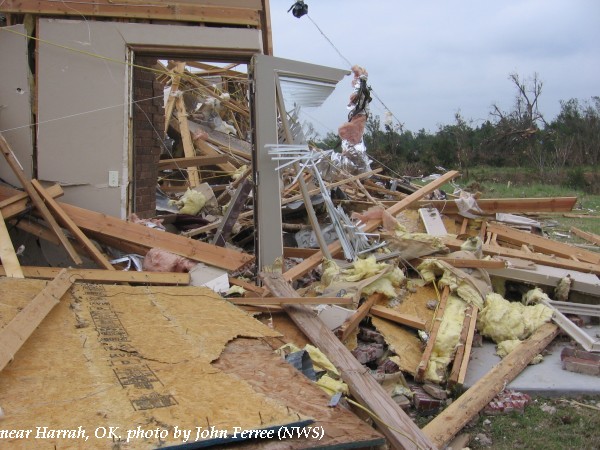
(464, 325, 600, 397)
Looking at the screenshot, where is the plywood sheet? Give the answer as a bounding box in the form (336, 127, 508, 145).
(214, 338, 384, 449)
(376, 283, 436, 330)
(0, 279, 309, 448)
(372, 317, 423, 377)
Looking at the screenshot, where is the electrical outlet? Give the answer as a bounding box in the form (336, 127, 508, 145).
(108, 171, 119, 187)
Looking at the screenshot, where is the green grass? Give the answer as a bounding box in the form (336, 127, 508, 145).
(466, 397, 600, 449)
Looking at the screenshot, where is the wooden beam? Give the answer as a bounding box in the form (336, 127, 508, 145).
(411, 197, 578, 214)
(283, 171, 460, 283)
(31, 180, 115, 271)
(447, 305, 478, 389)
(424, 257, 507, 269)
(230, 296, 353, 306)
(261, 271, 436, 450)
(0, 134, 82, 265)
(0, 269, 74, 371)
(228, 277, 267, 297)
(571, 226, 600, 246)
(416, 286, 450, 382)
(0, 210, 24, 278)
(339, 294, 382, 342)
(0, 183, 63, 220)
(423, 323, 560, 448)
(57, 201, 253, 271)
(486, 222, 600, 265)
(175, 96, 201, 187)
(0, 266, 190, 285)
(0, 1, 262, 26)
(442, 235, 600, 275)
(212, 178, 252, 246)
(370, 305, 427, 331)
(158, 155, 228, 171)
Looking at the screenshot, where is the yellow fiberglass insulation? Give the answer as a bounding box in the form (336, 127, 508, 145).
(477, 293, 554, 343)
(425, 294, 468, 383)
(170, 188, 206, 215)
(393, 224, 446, 250)
(496, 339, 544, 364)
(341, 255, 388, 282)
(361, 266, 405, 298)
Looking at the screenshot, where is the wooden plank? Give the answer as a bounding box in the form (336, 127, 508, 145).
(261, 271, 436, 450)
(339, 294, 381, 342)
(230, 296, 353, 306)
(58, 201, 253, 271)
(487, 221, 600, 265)
(0, 266, 190, 285)
(423, 323, 560, 448)
(428, 257, 507, 269)
(175, 96, 201, 187)
(158, 155, 228, 171)
(212, 178, 251, 246)
(410, 197, 578, 214)
(416, 286, 450, 382)
(31, 180, 115, 271)
(228, 277, 267, 297)
(571, 226, 600, 246)
(0, 1, 261, 25)
(370, 304, 427, 331)
(283, 247, 319, 259)
(0, 183, 63, 220)
(164, 62, 185, 133)
(283, 171, 460, 283)
(442, 235, 600, 275)
(0, 209, 24, 278)
(448, 305, 478, 389)
(0, 269, 73, 371)
(0, 135, 82, 265)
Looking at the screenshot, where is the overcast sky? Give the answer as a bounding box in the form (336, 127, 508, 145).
(269, 0, 600, 136)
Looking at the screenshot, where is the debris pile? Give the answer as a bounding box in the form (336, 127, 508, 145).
(1, 59, 599, 450)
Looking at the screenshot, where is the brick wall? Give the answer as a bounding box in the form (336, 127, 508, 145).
(132, 56, 164, 218)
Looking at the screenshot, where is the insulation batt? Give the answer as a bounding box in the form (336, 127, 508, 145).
(477, 293, 554, 343)
(142, 248, 197, 273)
(338, 114, 367, 146)
(170, 188, 206, 215)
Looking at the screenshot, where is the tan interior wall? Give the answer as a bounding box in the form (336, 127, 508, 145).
(36, 19, 262, 218)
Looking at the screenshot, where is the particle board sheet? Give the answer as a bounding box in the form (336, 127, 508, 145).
(0, 278, 308, 448)
(372, 318, 423, 377)
(375, 284, 437, 330)
(214, 338, 385, 449)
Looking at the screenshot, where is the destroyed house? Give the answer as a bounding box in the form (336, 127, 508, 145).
(1, 2, 600, 450)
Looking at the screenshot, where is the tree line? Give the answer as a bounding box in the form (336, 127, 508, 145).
(316, 73, 600, 192)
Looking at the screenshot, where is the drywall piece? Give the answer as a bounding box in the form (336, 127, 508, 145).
(37, 19, 263, 218)
(419, 207, 447, 236)
(316, 304, 355, 330)
(0, 24, 34, 186)
(214, 338, 385, 449)
(423, 323, 559, 448)
(487, 261, 600, 297)
(0, 278, 310, 448)
(189, 263, 230, 294)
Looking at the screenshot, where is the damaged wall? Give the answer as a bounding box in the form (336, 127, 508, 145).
(32, 19, 263, 218)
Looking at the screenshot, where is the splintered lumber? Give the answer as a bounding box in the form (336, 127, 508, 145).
(0, 183, 63, 220)
(370, 304, 427, 331)
(57, 201, 253, 271)
(442, 235, 600, 275)
(410, 197, 578, 214)
(0, 266, 190, 285)
(175, 96, 201, 187)
(571, 226, 600, 246)
(0, 269, 73, 371)
(158, 155, 228, 171)
(423, 323, 560, 448)
(212, 178, 251, 247)
(283, 170, 460, 282)
(31, 180, 115, 270)
(230, 296, 353, 306)
(339, 294, 382, 342)
(0, 209, 24, 278)
(486, 221, 600, 265)
(0, 135, 82, 265)
(261, 271, 436, 450)
(416, 286, 450, 382)
(447, 305, 478, 389)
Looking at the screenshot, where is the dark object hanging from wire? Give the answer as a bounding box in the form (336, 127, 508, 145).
(288, 1, 308, 18)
